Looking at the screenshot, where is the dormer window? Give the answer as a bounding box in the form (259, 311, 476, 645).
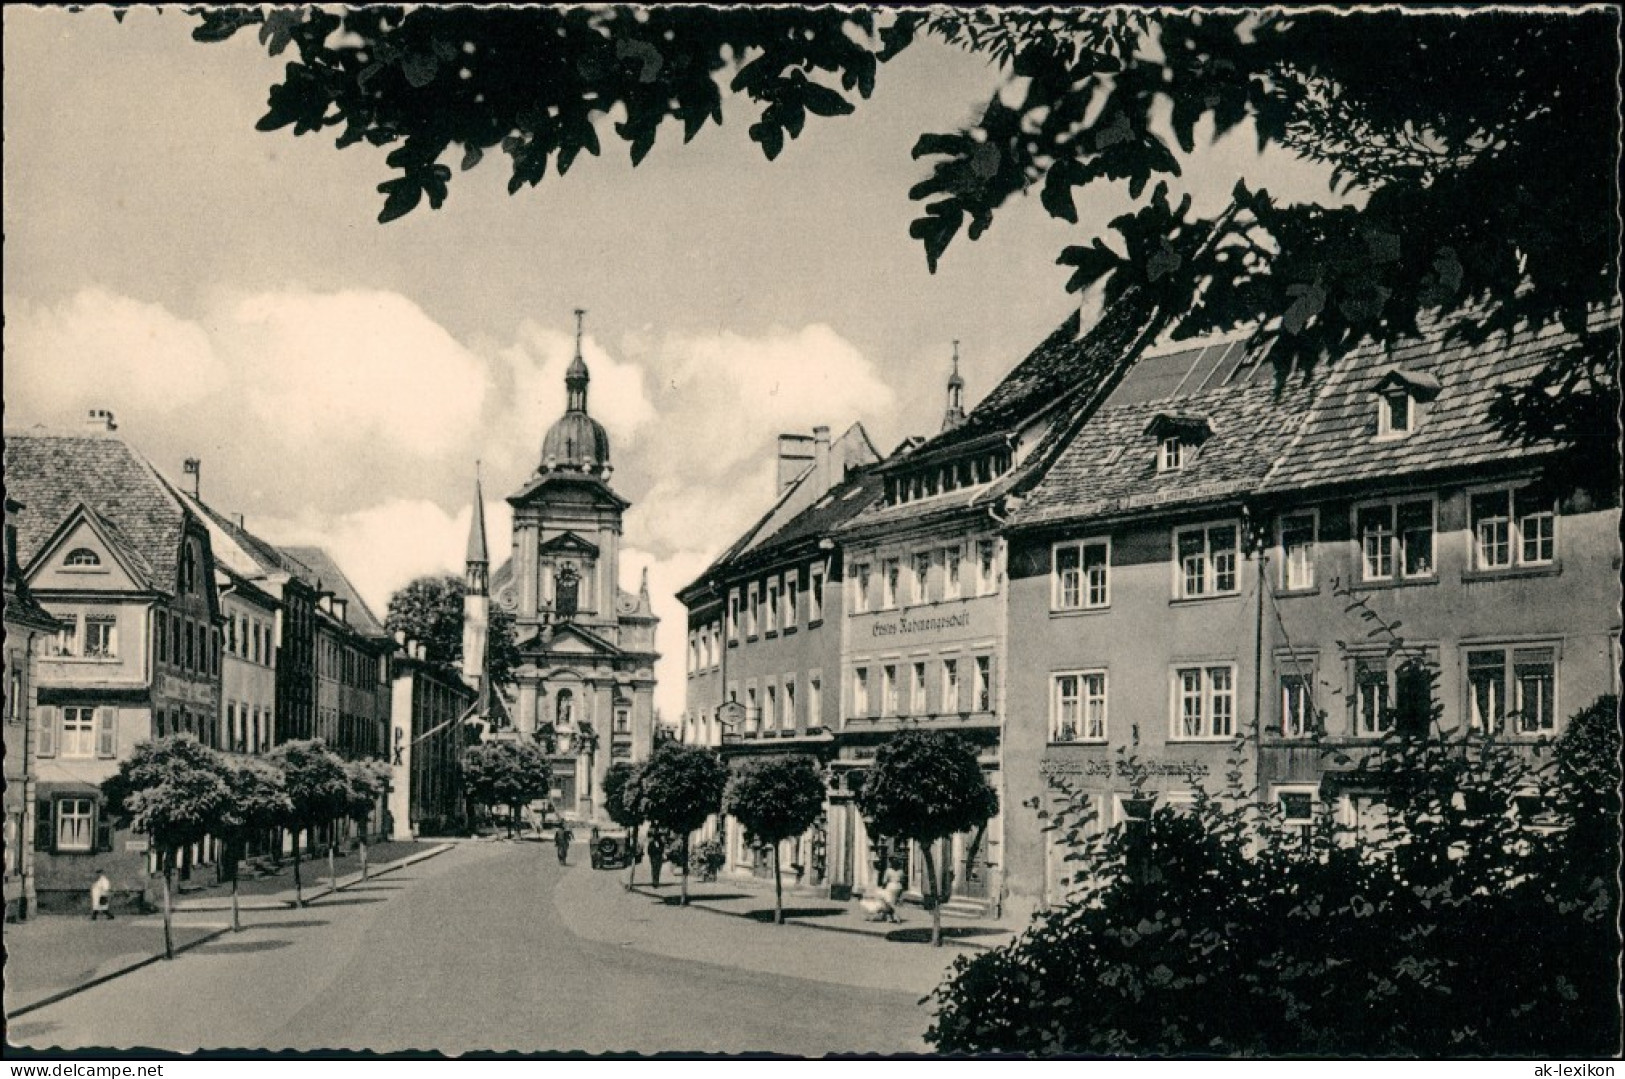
(1146, 413, 1213, 473)
(64, 548, 101, 567)
(1372, 367, 1441, 440)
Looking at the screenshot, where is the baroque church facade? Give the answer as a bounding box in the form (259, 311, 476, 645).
(477, 313, 660, 822)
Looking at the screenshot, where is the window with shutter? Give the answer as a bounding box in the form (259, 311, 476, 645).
(95, 805, 114, 852)
(97, 707, 118, 758)
(37, 705, 57, 757)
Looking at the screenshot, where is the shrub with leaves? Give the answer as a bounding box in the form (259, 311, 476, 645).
(925, 698, 1622, 1056)
(855, 731, 998, 947)
(723, 755, 827, 924)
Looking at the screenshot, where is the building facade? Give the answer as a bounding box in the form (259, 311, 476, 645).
(677, 424, 881, 886)
(1002, 305, 1623, 915)
(387, 641, 477, 838)
(5, 497, 64, 921)
(487, 317, 659, 822)
(5, 419, 225, 911)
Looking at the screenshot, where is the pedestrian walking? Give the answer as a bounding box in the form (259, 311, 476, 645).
(647, 832, 666, 887)
(89, 868, 114, 921)
(554, 823, 573, 865)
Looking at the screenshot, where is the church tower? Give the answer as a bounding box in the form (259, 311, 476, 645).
(941, 340, 968, 433)
(462, 465, 490, 706)
(488, 309, 660, 824)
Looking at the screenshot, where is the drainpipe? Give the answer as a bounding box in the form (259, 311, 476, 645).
(1246, 502, 1267, 801)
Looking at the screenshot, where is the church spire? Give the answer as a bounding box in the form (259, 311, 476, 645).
(465, 462, 489, 583)
(461, 463, 491, 701)
(941, 339, 967, 433)
(566, 307, 590, 413)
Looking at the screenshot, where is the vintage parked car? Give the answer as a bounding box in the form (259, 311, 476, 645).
(589, 829, 637, 870)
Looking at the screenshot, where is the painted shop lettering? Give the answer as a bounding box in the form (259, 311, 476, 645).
(871, 611, 972, 637)
(1039, 758, 1212, 779)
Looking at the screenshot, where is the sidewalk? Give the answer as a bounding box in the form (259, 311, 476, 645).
(627, 873, 1019, 951)
(4, 842, 451, 1017)
(171, 840, 429, 905)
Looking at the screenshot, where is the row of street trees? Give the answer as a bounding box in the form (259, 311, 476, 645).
(590, 734, 998, 945)
(101, 736, 390, 959)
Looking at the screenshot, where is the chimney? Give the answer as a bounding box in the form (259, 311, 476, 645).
(775, 432, 816, 495)
(183, 458, 201, 498)
(85, 408, 118, 433)
(234, 513, 246, 530)
(813, 425, 832, 494)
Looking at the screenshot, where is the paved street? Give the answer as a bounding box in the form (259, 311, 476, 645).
(7, 840, 965, 1055)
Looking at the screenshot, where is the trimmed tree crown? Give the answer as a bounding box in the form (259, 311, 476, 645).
(855, 731, 998, 845)
(723, 755, 826, 847)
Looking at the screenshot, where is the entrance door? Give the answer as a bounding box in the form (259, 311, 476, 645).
(954, 822, 991, 900)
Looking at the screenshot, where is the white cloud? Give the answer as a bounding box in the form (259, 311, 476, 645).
(219, 288, 488, 457)
(3, 287, 225, 421)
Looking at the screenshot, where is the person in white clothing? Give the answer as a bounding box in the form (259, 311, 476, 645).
(89, 869, 113, 921)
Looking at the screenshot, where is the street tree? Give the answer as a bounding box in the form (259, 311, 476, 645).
(855, 732, 998, 947)
(462, 740, 552, 838)
(217, 757, 293, 933)
(100, 735, 234, 958)
(268, 739, 353, 907)
(635, 742, 728, 906)
(601, 760, 645, 890)
(384, 574, 522, 688)
(196, 8, 1619, 488)
(722, 756, 827, 924)
(344, 757, 393, 880)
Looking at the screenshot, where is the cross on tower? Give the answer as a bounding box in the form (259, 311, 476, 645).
(574, 308, 586, 354)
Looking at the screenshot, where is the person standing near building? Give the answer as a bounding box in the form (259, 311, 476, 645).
(89, 869, 113, 921)
(554, 823, 573, 866)
(647, 832, 666, 887)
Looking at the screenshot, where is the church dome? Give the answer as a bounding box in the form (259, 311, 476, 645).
(541, 410, 612, 471)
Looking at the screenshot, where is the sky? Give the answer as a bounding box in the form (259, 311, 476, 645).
(4, 7, 1341, 722)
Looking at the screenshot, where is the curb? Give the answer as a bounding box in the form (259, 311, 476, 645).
(7, 844, 454, 1020)
(8, 922, 235, 1020)
(627, 885, 1010, 953)
(172, 843, 453, 912)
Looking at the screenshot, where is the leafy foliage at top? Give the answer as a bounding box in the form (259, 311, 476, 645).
(722, 755, 826, 848)
(462, 739, 552, 819)
(268, 738, 355, 831)
(635, 741, 728, 838)
(855, 731, 998, 847)
(196, 7, 1620, 488)
(384, 573, 521, 688)
(601, 759, 645, 832)
(924, 698, 1622, 1056)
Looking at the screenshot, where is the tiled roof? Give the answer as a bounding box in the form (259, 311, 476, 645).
(3, 431, 190, 592)
(156, 473, 317, 589)
(280, 545, 391, 640)
(1011, 354, 1328, 529)
(1258, 304, 1620, 495)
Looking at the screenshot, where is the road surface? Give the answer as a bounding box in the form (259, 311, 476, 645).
(8, 839, 964, 1055)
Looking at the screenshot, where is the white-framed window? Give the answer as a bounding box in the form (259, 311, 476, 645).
(746, 583, 760, 638)
(227, 701, 238, 750)
(55, 797, 96, 852)
(1356, 498, 1435, 581)
(808, 563, 826, 622)
(688, 633, 699, 674)
(910, 661, 927, 714)
(763, 683, 777, 730)
(881, 664, 899, 716)
(911, 551, 932, 605)
(727, 589, 741, 642)
(1171, 665, 1236, 740)
(1159, 436, 1186, 472)
(1052, 670, 1108, 743)
(941, 658, 960, 713)
(1353, 656, 1390, 736)
(1467, 646, 1557, 735)
(976, 540, 997, 595)
(61, 706, 98, 758)
(850, 562, 871, 615)
(64, 547, 102, 568)
(808, 673, 823, 727)
(943, 546, 962, 600)
(53, 616, 81, 658)
(1338, 790, 1391, 846)
(83, 616, 118, 660)
(1272, 785, 1320, 826)
(784, 571, 799, 628)
(852, 667, 870, 718)
(765, 579, 780, 633)
(1471, 486, 1556, 570)
(1052, 538, 1110, 611)
(1377, 390, 1417, 438)
(6, 668, 20, 724)
(783, 676, 797, 731)
(1279, 512, 1317, 591)
(881, 558, 900, 609)
(973, 655, 993, 712)
(1173, 523, 1240, 599)
(745, 682, 759, 733)
(1280, 670, 1318, 738)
